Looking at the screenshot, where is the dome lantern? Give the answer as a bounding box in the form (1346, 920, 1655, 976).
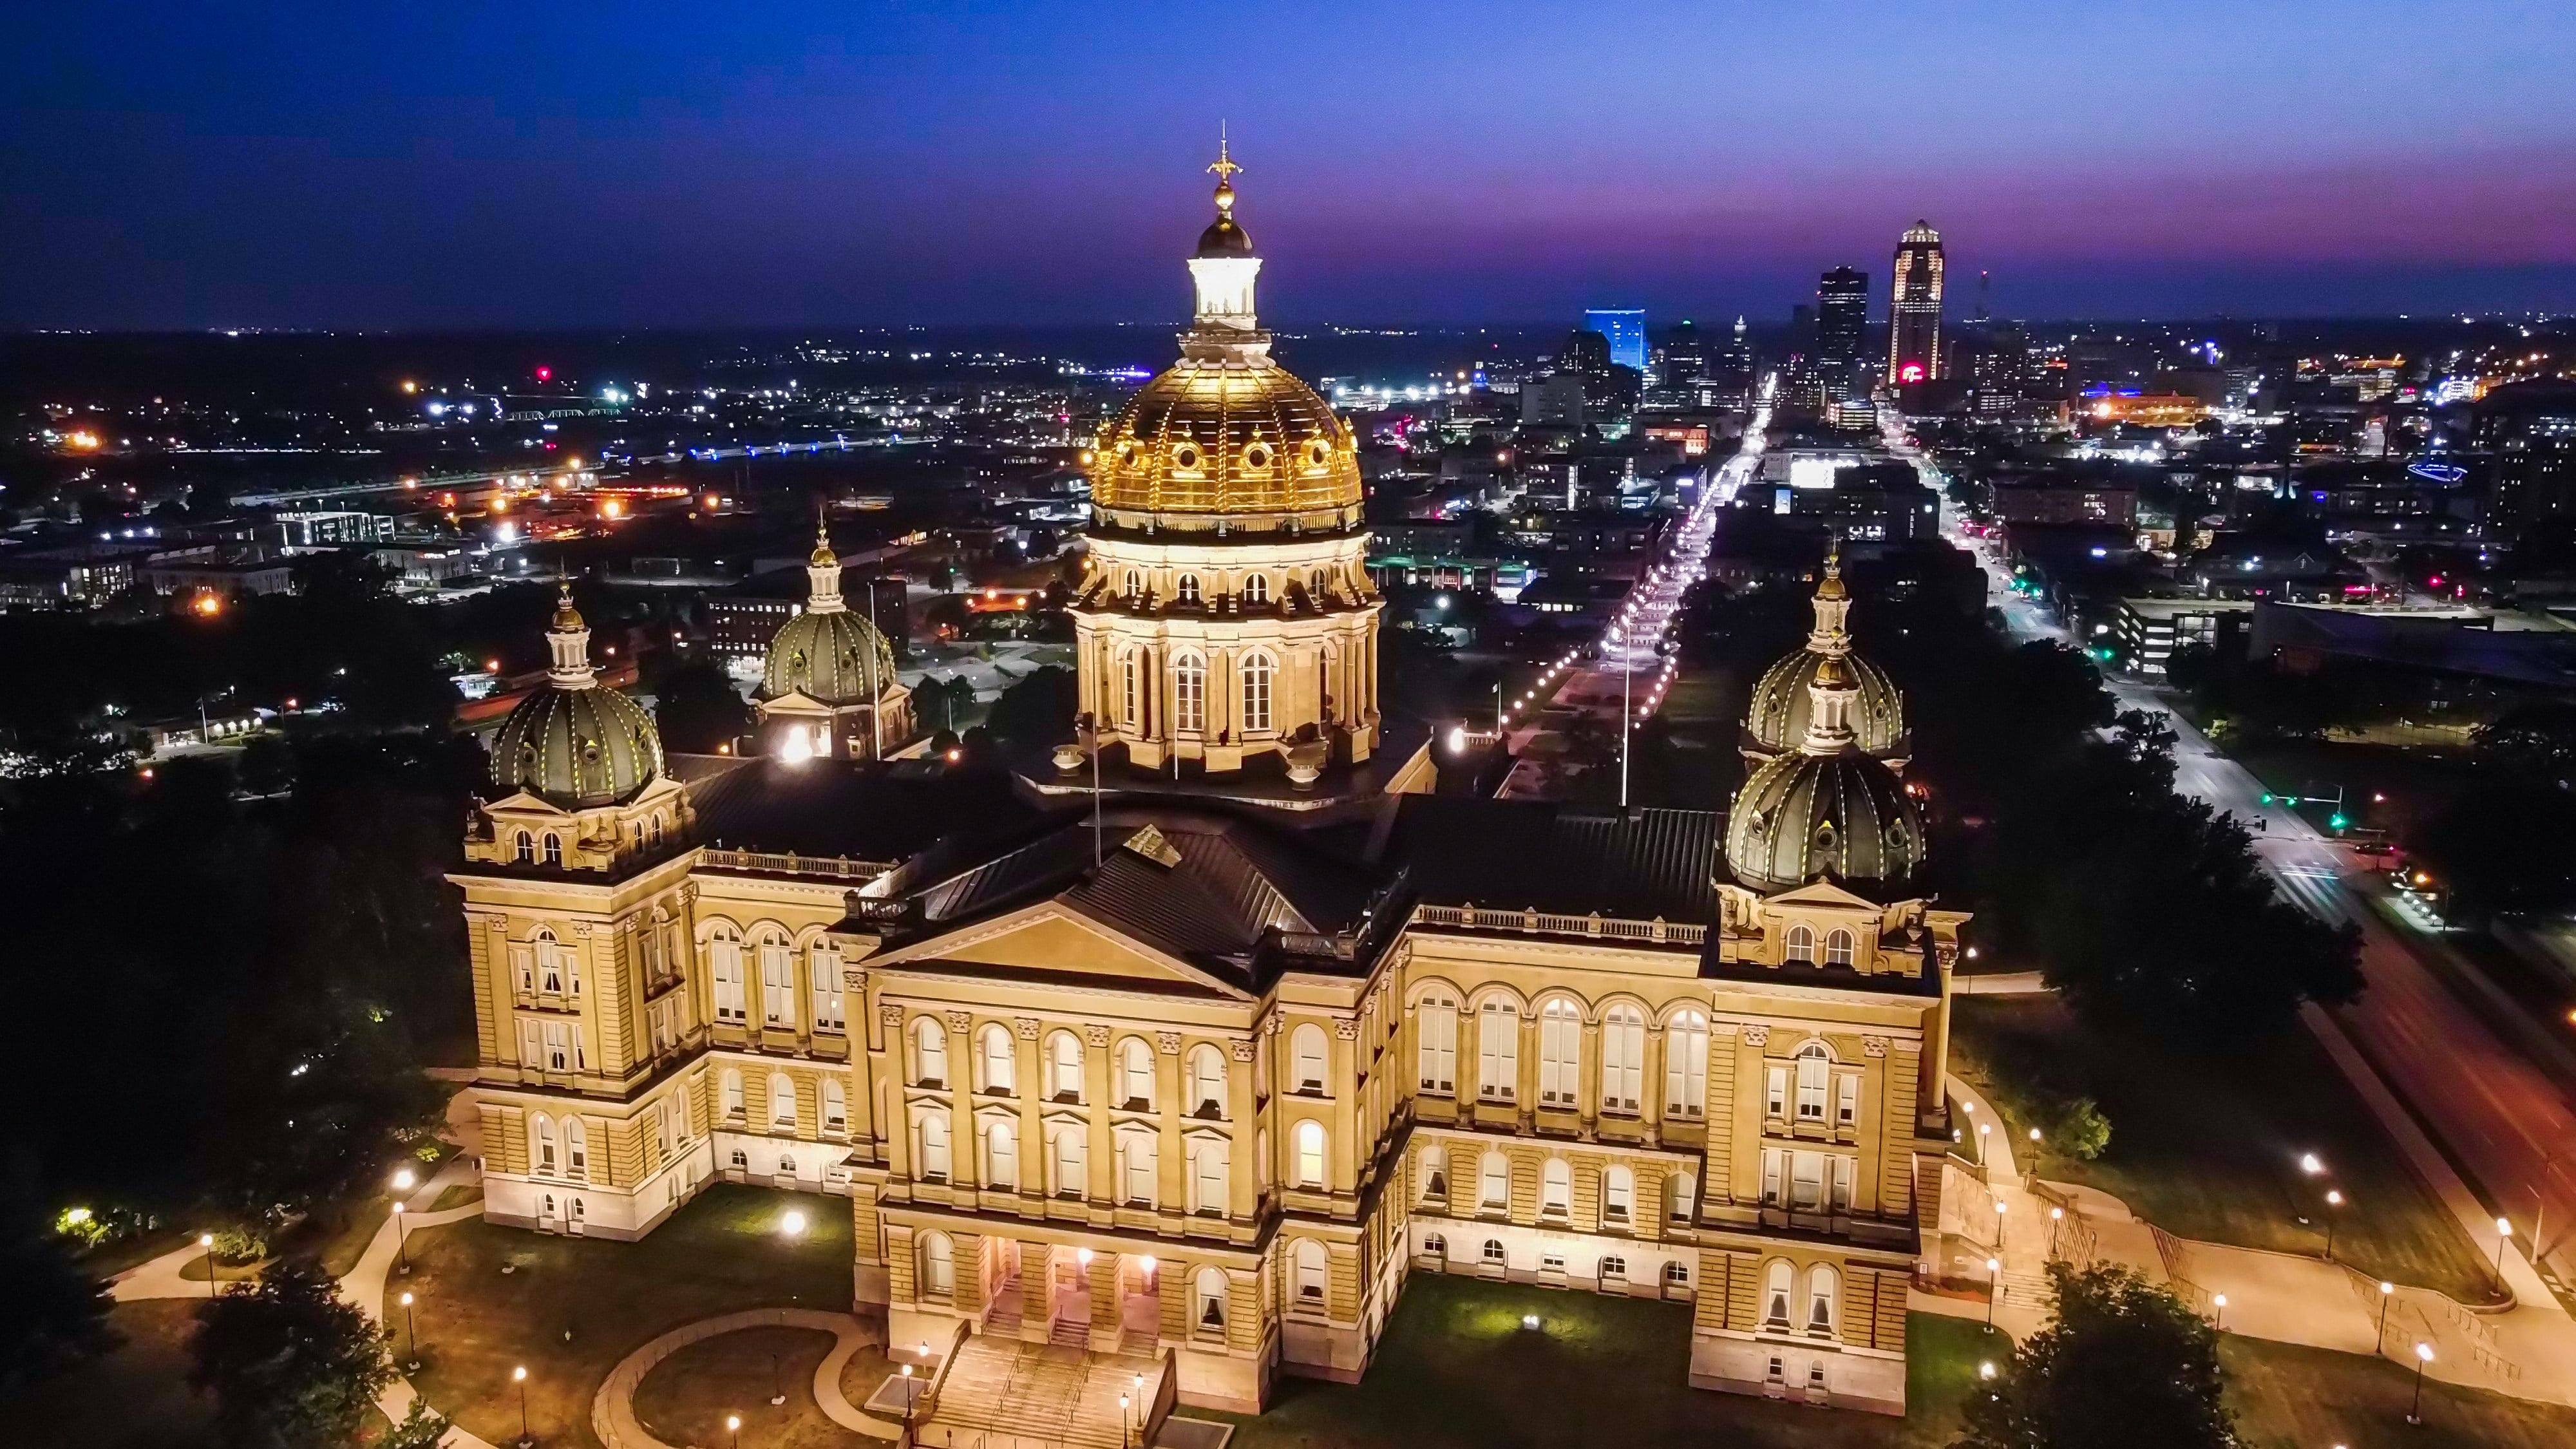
(1743, 535, 1906, 761)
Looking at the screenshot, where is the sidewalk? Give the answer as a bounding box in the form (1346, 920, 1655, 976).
(1916, 1072, 2576, 1407)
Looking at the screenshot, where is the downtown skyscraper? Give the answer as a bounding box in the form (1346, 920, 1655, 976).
(1814, 267, 1868, 397)
(1886, 220, 1944, 385)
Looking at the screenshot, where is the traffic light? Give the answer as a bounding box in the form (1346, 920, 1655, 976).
(2259, 793, 2273, 805)
(2329, 813, 2349, 831)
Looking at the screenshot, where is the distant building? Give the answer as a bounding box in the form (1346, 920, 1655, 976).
(1815, 269, 1869, 395)
(274, 511, 383, 549)
(2114, 598, 2255, 676)
(1886, 223, 1944, 386)
(138, 553, 297, 598)
(1520, 374, 1589, 427)
(2080, 392, 2209, 428)
(2476, 382, 2576, 530)
(1582, 308, 1647, 372)
(1989, 479, 2138, 528)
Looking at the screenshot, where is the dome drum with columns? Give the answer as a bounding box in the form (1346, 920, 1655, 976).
(1070, 144, 1388, 786)
(754, 522, 913, 761)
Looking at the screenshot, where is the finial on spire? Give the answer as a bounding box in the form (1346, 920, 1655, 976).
(1209, 126, 1241, 213)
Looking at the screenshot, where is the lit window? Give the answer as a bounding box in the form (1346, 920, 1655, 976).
(913, 1018, 948, 1087)
(986, 1121, 1018, 1189)
(1294, 1120, 1327, 1189)
(1795, 1043, 1831, 1121)
(769, 1072, 797, 1130)
(915, 1112, 951, 1181)
(1600, 1004, 1643, 1112)
(1540, 1158, 1571, 1217)
(1416, 994, 1457, 1093)
(1243, 573, 1268, 605)
(980, 1024, 1016, 1094)
(1763, 1259, 1794, 1330)
(1538, 999, 1581, 1107)
(1119, 1037, 1155, 1109)
(1806, 1264, 1840, 1336)
(1604, 1165, 1635, 1225)
(920, 1232, 954, 1296)
(1294, 1239, 1326, 1303)
(1187, 1045, 1226, 1117)
(1046, 1031, 1084, 1102)
(1291, 1023, 1327, 1095)
(1479, 1151, 1510, 1211)
(1784, 924, 1814, 963)
(1477, 1000, 1519, 1101)
(1240, 652, 1274, 732)
(1191, 1137, 1229, 1214)
(1176, 573, 1201, 604)
(1174, 650, 1207, 733)
(1825, 928, 1855, 967)
(1665, 1009, 1707, 1119)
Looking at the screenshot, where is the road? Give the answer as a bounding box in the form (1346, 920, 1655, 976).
(1886, 421, 2576, 1293)
(1495, 387, 1770, 797)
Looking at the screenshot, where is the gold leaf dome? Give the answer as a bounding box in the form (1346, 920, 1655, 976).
(1090, 363, 1361, 520)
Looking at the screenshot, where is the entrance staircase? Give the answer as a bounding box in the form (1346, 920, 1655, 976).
(918, 1332, 1168, 1449)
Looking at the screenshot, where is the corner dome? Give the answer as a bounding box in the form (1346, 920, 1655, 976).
(1747, 649, 1904, 756)
(1724, 748, 1924, 898)
(762, 608, 898, 706)
(491, 683, 665, 810)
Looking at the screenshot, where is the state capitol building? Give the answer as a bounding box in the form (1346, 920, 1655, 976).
(452, 149, 1972, 1434)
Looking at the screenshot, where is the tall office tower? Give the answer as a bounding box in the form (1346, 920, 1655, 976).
(1582, 307, 1647, 372)
(1814, 269, 1869, 395)
(1887, 221, 1944, 386)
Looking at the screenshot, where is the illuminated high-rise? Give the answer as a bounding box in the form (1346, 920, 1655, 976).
(1814, 268, 1868, 392)
(1886, 221, 1944, 386)
(1582, 307, 1647, 372)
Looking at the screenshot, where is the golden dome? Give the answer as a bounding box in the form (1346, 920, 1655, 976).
(1090, 361, 1361, 518)
(550, 583, 585, 631)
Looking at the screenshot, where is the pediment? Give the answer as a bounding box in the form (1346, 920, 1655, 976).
(1760, 879, 1884, 912)
(870, 901, 1251, 998)
(483, 790, 575, 818)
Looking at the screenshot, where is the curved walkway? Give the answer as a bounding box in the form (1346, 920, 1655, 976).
(591, 1307, 901, 1449)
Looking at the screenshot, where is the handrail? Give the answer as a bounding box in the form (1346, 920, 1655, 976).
(700, 846, 894, 881)
(1412, 902, 1706, 947)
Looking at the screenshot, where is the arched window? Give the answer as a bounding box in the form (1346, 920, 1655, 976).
(542, 833, 562, 867)
(1602, 1004, 1643, 1113)
(1540, 1158, 1571, 1217)
(1117, 1037, 1154, 1109)
(770, 1072, 797, 1130)
(1665, 1009, 1708, 1119)
(758, 930, 794, 1027)
(986, 1120, 1018, 1189)
(1669, 1170, 1698, 1223)
(1419, 1145, 1448, 1203)
(1795, 1043, 1832, 1122)
(718, 1068, 746, 1121)
(1242, 573, 1268, 605)
(1119, 649, 1140, 728)
(913, 1018, 948, 1087)
(1825, 927, 1856, 967)
(1421, 1232, 1447, 1258)
(514, 831, 535, 864)
(708, 927, 746, 1024)
(1190, 1137, 1229, 1215)
(649, 816, 664, 848)
(564, 1117, 588, 1179)
(980, 1023, 1016, 1094)
(822, 1078, 848, 1133)
(1538, 999, 1581, 1107)
(1478, 1150, 1510, 1211)
(1806, 1264, 1840, 1336)
(1195, 1267, 1228, 1333)
(1477, 999, 1519, 1102)
(1046, 1031, 1084, 1102)
(1664, 1260, 1691, 1286)
(533, 929, 565, 994)
(1115, 1133, 1157, 1208)
(1174, 650, 1207, 733)
(1416, 992, 1457, 1094)
(530, 1113, 558, 1176)
(1310, 568, 1327, 598)
(1293, 1239, 1327, 1304)
(1291, 1023, 1328, 1094)
(1784, 923, 1815, 964)
(1600, 1255, 1628, 1281)
(1122, 568, 1142, 600)
(1763, 1259, 1794, 1330)
(1175, 573, 1201, 605)
(1294, 1120, 1327, 1189)
(1603, 1164, 1636, 1225)
(920, 1232, 955, 1298)
(915, 1112, 951, 1180)
(1050, 1126, 1086, 1199)
(1481, 1237, 1507, 1265)
(809, 940, 844, 1032)
(1187, 1045, 1226, 1117)
(1240, 651, 1274, 733)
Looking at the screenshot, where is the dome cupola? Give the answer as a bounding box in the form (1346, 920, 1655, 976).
(1744, 535, 1906, 759)
(1724, 652, 1925, 898)
(491, 585, 667, 810)
(762, 520, 898, 708)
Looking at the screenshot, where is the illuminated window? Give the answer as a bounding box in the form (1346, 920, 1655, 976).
(1291, 1023, 1327, 1094)
(769, 1072, 796, 1130)
(1538, 999, 1581, 1106)
(1600, 1004, 1643, 1112)
(1174, 650, 1206, 733)
(980, 1024, 1016, 1094)
(1795, 1043, 1831, 1122)
(1240, 651, 1274, 733)
(1046, 1031, 1084, 1102)
(1477, 999, 1518, 1101)
(1176, 573, 1201, 605)
(912, 1018, 947, 1087)
(1417, 994, 1457, 1093)
(514, 831, 535, 864)
(1665, 1009, 1707, 1119)
(1119, 1037, 1154, 1109)
(1243, 574, 1268, 605)
(1294, 1120, 1327, 1189)
(1784, 924, 1815, 963)
(1824, 928, 1855, 967)
(1187, 1044, 1226, 1117)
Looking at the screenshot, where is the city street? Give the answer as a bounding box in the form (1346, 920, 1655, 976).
(1889, 422, 2576, 1303)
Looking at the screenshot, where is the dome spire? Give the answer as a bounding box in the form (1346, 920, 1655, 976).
(806, 506, 846, 614)
(1209, 124, 1241, 216)
(1190, 130, 1260, 331)
(546, 582, 597, 688)
(1807, 531, 1852, 654)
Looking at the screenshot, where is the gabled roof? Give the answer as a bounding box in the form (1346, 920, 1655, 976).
(676, 753, 1039, 862)
(1378, 796, 1724, 924)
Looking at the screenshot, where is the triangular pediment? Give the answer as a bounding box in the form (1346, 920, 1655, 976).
(757, 689, 839, 714)
(483, 789, 575, 817)
(1761, 879, 1884, 912)
(869, 901, 1251, 998)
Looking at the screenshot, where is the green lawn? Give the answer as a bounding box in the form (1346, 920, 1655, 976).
(1949, 996, 2495, 1302)
(3, 1300, 214, 1449)
(395, 1185, 853, 1449)
(630, 1323, 874, 1449)
(2223, 1332, 2576, 1448)
(1202, 1274, 1994, 1448)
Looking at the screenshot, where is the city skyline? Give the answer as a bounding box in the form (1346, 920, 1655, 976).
(6, 1, 2576, 330)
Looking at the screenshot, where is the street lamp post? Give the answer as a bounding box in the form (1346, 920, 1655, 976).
(2212, 1293, 2228, 1332)
(1984, 1257, 2001, 1332)
(2377, 1282, 2395, 1356)
(1119, 1394, 1132, 1449)
(200, 1233, 216, 1300)
(2494, 1216, 2514, 1283)
(726, 1414, 741, 1449)
(2323, 1190, 2344, 1261)
(2408, 1342, 2434, 1425)
(900, 1363, 918, 1449)
(399, 1291, 418, 1371)
(2049, 1205, 2065, 1260)
(393, 1201, 408, 1274)
(513, 1364, 531, 1448)
(770, 1350, 785, 1406)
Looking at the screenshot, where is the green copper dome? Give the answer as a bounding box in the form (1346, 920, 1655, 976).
(491, 683, 665, 810)
(1724, 748, 1924, 898)
(761, 607, 898, 707)
(1746, 648, 1904, 757)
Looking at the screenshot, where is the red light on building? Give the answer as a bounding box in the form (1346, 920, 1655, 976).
(536, 366, 553, 383)
(1899, 363, 1926, 384)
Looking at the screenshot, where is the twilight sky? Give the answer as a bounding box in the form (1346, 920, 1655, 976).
(6, 1, 2574, 330)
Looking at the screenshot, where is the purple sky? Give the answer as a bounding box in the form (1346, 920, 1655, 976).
(6, 1, 2573, 328)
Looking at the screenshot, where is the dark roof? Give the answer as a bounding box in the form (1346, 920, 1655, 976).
(676, 754, 1041, 862)
(871, 802, 1391, 992)
(1379, 796, 1724, 923)
(1700, 952, 1942, 998)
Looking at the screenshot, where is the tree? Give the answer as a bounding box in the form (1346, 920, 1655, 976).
(1956, 1262, 2235, 1449)
(379, 1399, 453, 1449)
(190, 1257, 392, 1449)
(652, 659, 753, 755)
(985, 666, 1076, 751)
(0, 1209, 118, 1394)
(2410, 779, 2576, 922)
